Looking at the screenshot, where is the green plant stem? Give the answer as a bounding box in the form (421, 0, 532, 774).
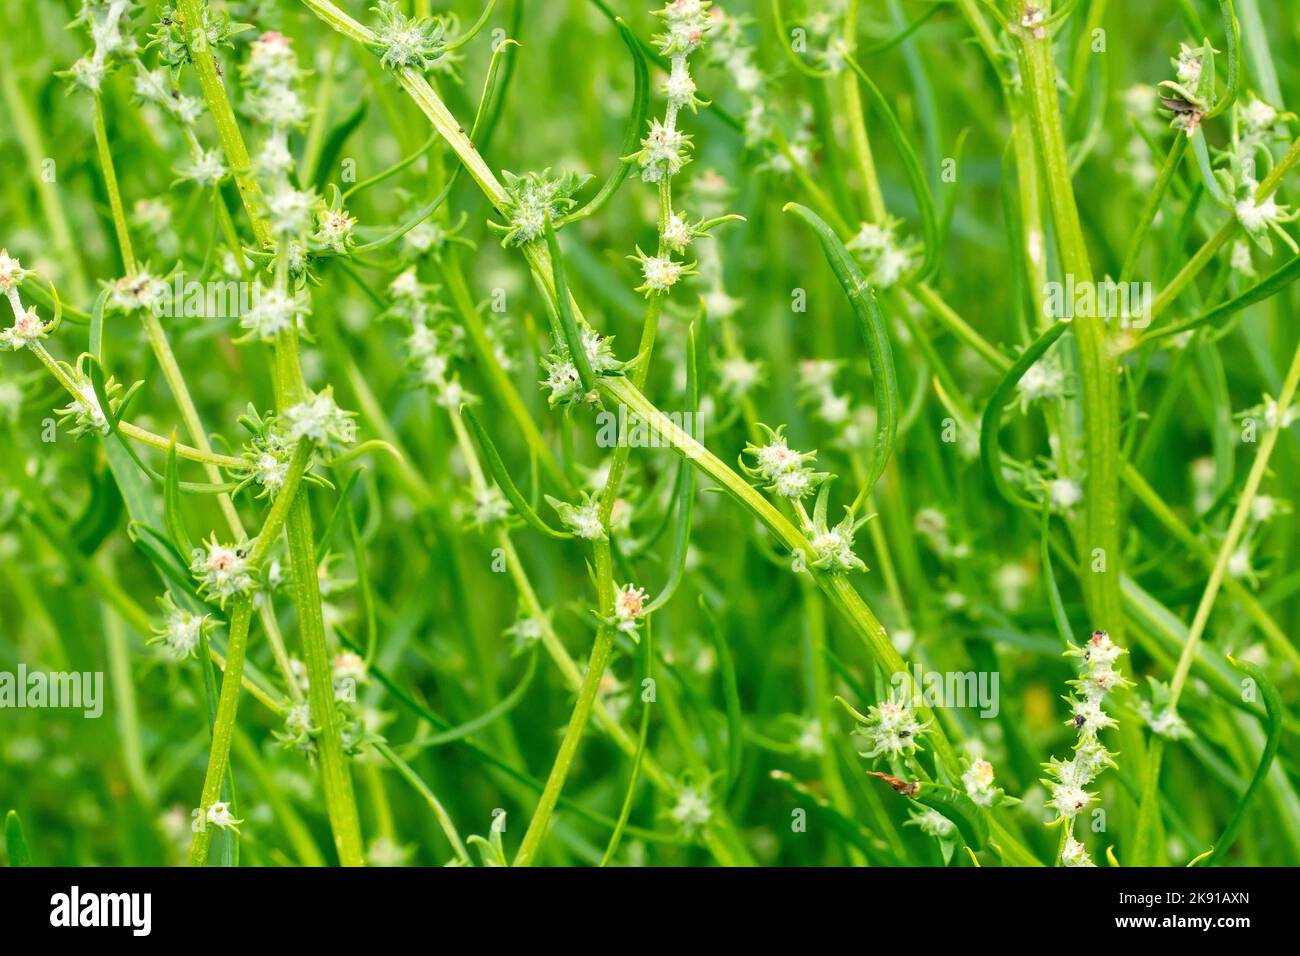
(188, 601, 253, 866)
(841, 0, 886, 221)
(513, 204, 669, 868)
(92, 96, 136, 274)
(177, 0, 274, 249)
(1167, 339, 1300, 707)
(1017, 19, 1123, 639)
(177, 3, 366, 864)
(271, 245, 366, 867)
(190, 439, 314, 866)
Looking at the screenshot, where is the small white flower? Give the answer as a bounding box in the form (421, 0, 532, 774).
(717, 355, 762, 397)
(0, 306, 48, 351)
(1241, 96, 1278, 131)
(1049, 783, 1094, 820)
(669, 781, 713, 836)
(1061, 836, 1095, 867)
(191, 538, 256, 606)
(993, 563, 1031, 611)
(662, 212, 693, 253)
(70, 56, 108, 93)
(638, 118, 691, 182)
(206, 801, 241, 830)
(1227, 545, 1253, 580)
(1175, 43, 1204, 85)
(314, 208, 357, 253)
(662, 65, 697, 109)
(796, 719, 824, 758)
(849, 693, 931, 759)
(108, 271, 166, 313)
(560, 497, 604, 539)
(1016, 358, 1066, 408)
(372, 0, 448, 72)
(1021, 6, 1047, 39)
(848, 222, 892, 255)
(1048, 478, 1083, 510)
(241, 286, 309, 340)
(471, 485, 510, 527)
(962, 759, 998, 807)
(264, 185, 318, 238)
(283, 389, 357, 450)
(254, 135, 296, 179)
(907, 809, 955, 839)
(0, 249, 31, 291)
(541, 354, 582, 406)
(870, 245, 912, 288)
(150, 595, 207, 661)
(639, 254, 684, 292)
(1235, 195, 1282, 233)
(1249, 495, 1279, 523)
(333, 651, 367, 685)
(1230, 239, 1255, 276)
(178, 148, 229, 187)
(613, 583, 648, 635)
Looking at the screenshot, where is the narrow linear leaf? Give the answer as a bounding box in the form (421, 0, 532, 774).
(784, 202, 898, 504)
(462, 406, 572, 539)
(1202, 657, 1283, 864)
(4, 811, 33, 866)
(980, 320, 1071, 510)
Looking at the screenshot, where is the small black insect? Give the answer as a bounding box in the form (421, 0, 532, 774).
(1159, 95, 1199, 116)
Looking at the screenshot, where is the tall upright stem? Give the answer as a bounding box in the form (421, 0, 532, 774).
(1017, 17, 1123, 638)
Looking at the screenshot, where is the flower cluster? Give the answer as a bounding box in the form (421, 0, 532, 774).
(1043, 629, 1130, 865)
(666, 771, 715, 840)
(1157, 40, 1217, 134)
(241, 31, 332, 260)
(1137, 679, 1193, 741)
(190, 536, 257, 606)
(961, 758, 1006, 808)
(192, 801, 241, 834)
(282, 388, 358, 453)
(845, 692, 931, 760)
(55, 367, 117, 437)
(106, 270, 167, 314)
(149, 592, 207, 661)
(802, 493, 867, 574)
(1014, 356, 1068, 411)
(396, 279, 475, 411)
(234, 406, 316, 499)
(276, 654, 377, 758)
(148, 2, 247, 68)
(547, 492, 606, 541)
(370, 1, 449, 73)
(0, 252, 49, 352)
(539, 330, 623, 407)
(66, 0, 140, 94)
(239, 283, 310, 342)
(495, 169, 591, 248)
(742, 423, 827, 500)
(612, 583, 649, 638)
(847, 216, 917, 289)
